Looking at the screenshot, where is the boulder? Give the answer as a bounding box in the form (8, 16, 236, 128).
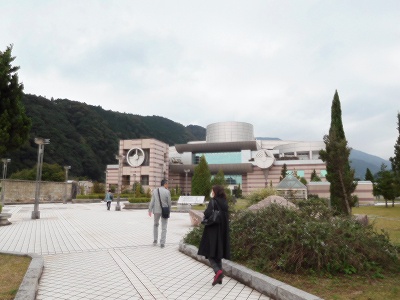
(248, 195, 296, 211)
(189, 209, 204, 226)
(354, 214, 369, 226)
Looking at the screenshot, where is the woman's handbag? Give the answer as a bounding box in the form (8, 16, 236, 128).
(201, 199, 221, 226)
(157, 188, 170, 218)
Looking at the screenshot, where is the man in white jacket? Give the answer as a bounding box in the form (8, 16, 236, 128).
(148, 179, 172, 248)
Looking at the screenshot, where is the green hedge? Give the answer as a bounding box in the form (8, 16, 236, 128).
(76, 193, 142, 199)
(184, 198, 400, 275)
(128, 198, 151, 203)
(76, 194, 105, 199)
(77, 194, 180, 202)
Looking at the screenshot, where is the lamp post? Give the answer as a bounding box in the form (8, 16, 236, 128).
(132, 173, 136, 199)
(63, 166, 71, 204)
(184, 169, 190, 196)
(115, 154, 125, 211)
(32, 138, 50, 219)
(2, 158, 11, 179)
(1, 158, 11, 207)
(104, 170, 108, 195)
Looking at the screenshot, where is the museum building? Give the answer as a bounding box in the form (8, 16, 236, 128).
(105, 121, 374, 203)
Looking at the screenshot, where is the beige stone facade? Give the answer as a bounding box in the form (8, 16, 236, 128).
(106, 139, 169, 191)
(307, 181, 375, 205)
(105, 122, 374, 203)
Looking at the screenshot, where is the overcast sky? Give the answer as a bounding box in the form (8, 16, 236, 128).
(1, 1, 399, 160)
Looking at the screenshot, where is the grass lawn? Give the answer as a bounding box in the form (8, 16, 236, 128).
(267, 205, 400, 300)
(353, 205, 400, 245)
(0, 254, 31, 300)
(268, 270, 400, 300)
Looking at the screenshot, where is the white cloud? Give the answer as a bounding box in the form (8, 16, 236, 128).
(1, 0, 399, 160)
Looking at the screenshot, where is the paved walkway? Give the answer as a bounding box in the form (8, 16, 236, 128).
(0, 203, 270, 300)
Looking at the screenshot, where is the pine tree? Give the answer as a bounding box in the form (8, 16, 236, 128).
(310, 169, 321, 182)
(319, 90, 357, 215)
(375, 163, 396, 207)
(280, 163, 288, 181)
(365, 168, 374, 182)
(389, 112, 400, 199)
(191, 155, 212, 198)
(211, 169, 227, 186)
(0, 45, 31, 156)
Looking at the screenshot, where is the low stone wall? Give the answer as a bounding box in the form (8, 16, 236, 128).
(0, 213, 12, 226)
(179, 243, 322, 300)
(1, 179, 74, 204)
(123, 202, 149, 209)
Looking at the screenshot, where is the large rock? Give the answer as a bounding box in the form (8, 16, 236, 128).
(248, 195, 296, 211)
(189, 209, 204, 226)
(354, 214, 369, 226)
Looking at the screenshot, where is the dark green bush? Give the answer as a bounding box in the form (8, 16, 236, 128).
(184, 198, 400, 276)
(128, 197, 150, 203)
(245, 187, 277, 206)
(183, 225, 204, 247)
(230, 202, 399, 275)
(76, 194, 105, 199)
(76, 193, 137, 199)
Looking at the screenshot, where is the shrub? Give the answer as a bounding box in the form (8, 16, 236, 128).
(128, 197, 150, 203)
(245, 187, 277, 206)
(184, 198, 400, 276)
(183, 225, 203, 247)
(76, 194, 105, 199)
(0, 204, 2, 213)
(229, 201, 399, 275)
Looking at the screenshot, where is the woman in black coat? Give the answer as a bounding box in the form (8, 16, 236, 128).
(198, 185, 230, 285)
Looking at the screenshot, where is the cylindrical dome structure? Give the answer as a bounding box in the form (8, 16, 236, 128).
(206, 121, 254, 143)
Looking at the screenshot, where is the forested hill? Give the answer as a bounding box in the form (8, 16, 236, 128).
(7, 94, 206, 181)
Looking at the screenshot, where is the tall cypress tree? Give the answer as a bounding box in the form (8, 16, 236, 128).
(280, 163, 288, 181)
(0, 45, 31, 156)
(389, 112, 400, 198)
(319, 90, 357, 215)
(191, 155, 212, 198)
(310, 169, 321, 182)
(211, 169, 227, 187)
(365, 168, 374, 182)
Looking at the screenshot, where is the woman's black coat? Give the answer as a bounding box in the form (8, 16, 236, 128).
(197, 197, 230, 260)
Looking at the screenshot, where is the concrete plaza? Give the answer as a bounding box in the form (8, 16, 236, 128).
(0, 202, 270, 300)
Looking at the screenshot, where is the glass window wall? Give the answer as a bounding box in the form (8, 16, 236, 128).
(194, 152, 241, 164)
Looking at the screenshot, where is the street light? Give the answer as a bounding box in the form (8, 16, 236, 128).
(132, 173, 136, 199)
(63, 166, 71, 204)
(104, 170, 108, 195)
(2, 158, 11, 179)
(184, 169, 190, 196)
(1, 158, 11, 207)
(31, 138, 50, 219)
(115, 154, 125, 211)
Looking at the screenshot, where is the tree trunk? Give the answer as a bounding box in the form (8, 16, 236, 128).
(338, 171, 351, 215)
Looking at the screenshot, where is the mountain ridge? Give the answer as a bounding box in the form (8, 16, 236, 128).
(6, 94, 389, 182)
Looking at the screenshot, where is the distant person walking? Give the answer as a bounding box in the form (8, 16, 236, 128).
(148, 179, 172, 248)
(105, 190, 113, 210)
(198, 185, 230, 286)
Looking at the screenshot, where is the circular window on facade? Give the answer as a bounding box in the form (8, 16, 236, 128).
(127, 148, 145, 167)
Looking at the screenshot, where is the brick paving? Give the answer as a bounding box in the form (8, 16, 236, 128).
(0, 202, 270, 299)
